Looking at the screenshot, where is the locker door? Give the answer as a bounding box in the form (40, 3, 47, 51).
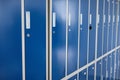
(111, 52, 115, 80)
(88, 64, 94, 80)
(106, 0, 110, 80)
(96, 61, 102, 80)
(110, 0, 115, 80)
(97, 0, 104, 58)
(89, 0, 97, 63)
(103, 0, 108, 54)
(109, 0, 113, 51)
(68, 0, 79, 75)
(24, 0, 46, 80)
(68, 75, 77, 80)
(79, 0, 89, 68)
(112, 0, 117, 49)
(0, 1, 22, 80)
(118, 50, 120, 80)
(52, 0, 66, 80)
(118, 1, 120, 46)
(107, 55, 111, 80)
(115, 51, 119, 80)
(79, 69, 87, 80)
(102, 57, 107, 80)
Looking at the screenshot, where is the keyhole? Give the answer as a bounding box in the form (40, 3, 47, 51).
(89, 26, 92, 30)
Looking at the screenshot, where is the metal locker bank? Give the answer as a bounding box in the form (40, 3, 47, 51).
(0, 0, 120, 80)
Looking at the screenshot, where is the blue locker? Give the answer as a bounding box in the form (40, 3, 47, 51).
(112, 0, 117, 49)
(118, 1, 120, 46)
(52, 0, 66, 80)
(88, 64, 94, 80)
(107, 54, 111, 80)
(0, 1, 22, 80)
(79, 0, 89, 68)
(108, 0, 113, 51)
(115, 51, 119, 79)
(96, 60, 102, 80)
(102, 57, 107, 80)
(68, 75, 77, 80)
(79, 69, 87, 80)
(97, 0, 104, 58)
(89, 0, 96, 63)
(103, 0, 108, 54)
(109, 53, 113, 80)
(68, 0, 79, 75)
(108, 0, 114, 51)
(24, 0, 46, 80)
(111, 52, 115, 80)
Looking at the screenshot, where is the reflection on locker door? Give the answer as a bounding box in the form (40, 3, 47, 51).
(0, 1, 22, 80)
(24, 0, 46, 80)
(52, 0, 66, 80)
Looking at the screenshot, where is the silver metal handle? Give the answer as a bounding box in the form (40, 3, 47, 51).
(26, 11, 31, 29)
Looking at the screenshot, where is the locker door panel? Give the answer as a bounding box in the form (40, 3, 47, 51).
(102, 57, 107, 80)
(88, 64, 94, 80)
(103, 0, 108, 54)
(24, 0, 46, 80)
(115, 51, 119, 79)
(108, 0, 113, 51)
(111, 52, 115, 80)
(79, 0, 88, 68)
(97, 0, 104, 58)
(96, 61, 102, 80)
(79, 69, 87, 80)
(118, 1, 120, 46)
(52, 0, 66, 80)
(107, 55, 111, 80)
(89, 0, 96, 62)
(68, 75, 77, 80)
(0, 1, 22, 80)
(68, 0, 79, 75)
(112, 0, 117, 49)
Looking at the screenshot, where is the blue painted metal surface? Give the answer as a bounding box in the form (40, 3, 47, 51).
(52, 0, 66, 80)
(96, 61, 101, 80)
(103, 0, 108, 54)
(68, 0, 79, 75)
(88, 64, 95, 80)
(97, 0, 104, 58)
(0, 0, 22, 80)
(25, 0, 46, 80)
(79, 69, 87, 80)
(79, 0, 88, 68)
(89, 0, 96, 63)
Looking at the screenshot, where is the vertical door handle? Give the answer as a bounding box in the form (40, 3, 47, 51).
(90, 14, 92, 25)
(68, 13, 71, 26)
(80, 13, 83, 25)
(26, 11, 31, 29)
(53, 12, 56, 27)
(98, 14, 100, 24)
(104, 14, 106, 23)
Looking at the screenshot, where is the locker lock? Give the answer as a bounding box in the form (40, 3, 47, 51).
(89, 26, 92, 30)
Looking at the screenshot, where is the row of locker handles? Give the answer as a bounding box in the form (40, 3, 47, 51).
(52, 12, 117, 28)
(25, 11, 118, 36)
